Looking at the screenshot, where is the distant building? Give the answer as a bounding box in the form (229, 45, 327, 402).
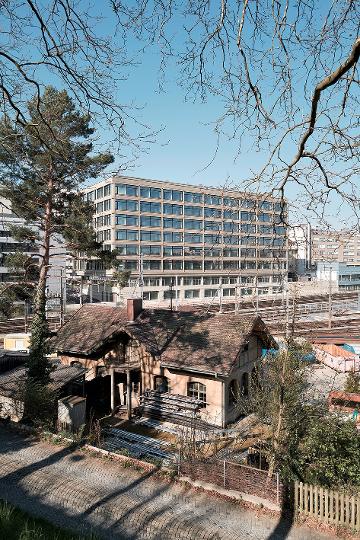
(312, 229, 360, 264)
(0, 197, 66, 296)
(71, 175, 288, 304)
(317, 261, 360, 291)
(288, 224, 312, 278)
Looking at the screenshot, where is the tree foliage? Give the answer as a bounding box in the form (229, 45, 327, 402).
(0, 86, 114, 384)
(344, 371, 360, 394)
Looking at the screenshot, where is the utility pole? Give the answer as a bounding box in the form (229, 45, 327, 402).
(328, 263, 332, 329)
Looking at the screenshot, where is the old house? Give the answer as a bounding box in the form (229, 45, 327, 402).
(52, 299, 275, 427)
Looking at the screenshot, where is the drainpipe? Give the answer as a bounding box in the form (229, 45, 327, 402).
(222, 379, 226, 428)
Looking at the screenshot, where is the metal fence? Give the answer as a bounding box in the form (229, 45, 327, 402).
(179, 458, 282, 505)
(295, 481, 360, 531)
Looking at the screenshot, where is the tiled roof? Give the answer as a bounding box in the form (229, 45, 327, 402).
(0, 363, 86, 398)
(52, 305, 274, 376)
(51, 305, 129, 355)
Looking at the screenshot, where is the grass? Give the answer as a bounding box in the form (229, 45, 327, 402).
(0, 499, 97, 540)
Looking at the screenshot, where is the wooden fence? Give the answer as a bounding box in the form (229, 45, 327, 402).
(295, 481, 360, 531)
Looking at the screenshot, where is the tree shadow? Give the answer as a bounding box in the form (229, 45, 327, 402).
(267, 483, 296, 540)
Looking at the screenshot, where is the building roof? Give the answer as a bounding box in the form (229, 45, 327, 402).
(52, 305, 275, 376)
(315, 343, 358, 359)
(50, 305, 130, 356)
(0, 363, 86, 399)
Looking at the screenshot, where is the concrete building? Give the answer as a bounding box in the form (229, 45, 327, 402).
(73, 176, 288, 304)
(288, 223, 313, 279)
(317, 261, 360, 291)
(312, 229, 360, 264)
(0, 197, 66, 297)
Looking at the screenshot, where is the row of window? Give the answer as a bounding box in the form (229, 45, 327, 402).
(142, 286, 282, 300)
(115, 214, 286, 235)
(121, 258, 286, 271)
(115, 200, 284, 221)
(115, 229, 285, 246)
(118, 244, 285, 257)
(141, 273, 284, 287)
(113, 184, 285, 211)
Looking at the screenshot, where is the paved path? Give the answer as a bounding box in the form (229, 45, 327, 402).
(0, 428, 336, 540)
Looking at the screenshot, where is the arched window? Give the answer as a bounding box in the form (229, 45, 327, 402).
(241, 372, 249, 396)
(187, 382, 206, 406)
(228, 379, 240, 406)
(154, 375, 168, 393)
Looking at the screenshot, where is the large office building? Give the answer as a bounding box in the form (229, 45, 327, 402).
(74, 176, 288, 304)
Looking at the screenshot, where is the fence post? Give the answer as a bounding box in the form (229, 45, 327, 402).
(223, 460, 226, 489)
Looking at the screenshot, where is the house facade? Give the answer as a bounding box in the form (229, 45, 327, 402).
(52, 299, 275, 426)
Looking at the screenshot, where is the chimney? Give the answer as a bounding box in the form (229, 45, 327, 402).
(127, 298, 143, 322)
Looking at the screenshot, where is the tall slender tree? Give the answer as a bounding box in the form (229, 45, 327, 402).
(0, 86, 114, 385)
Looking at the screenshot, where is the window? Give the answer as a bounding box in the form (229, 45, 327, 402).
(163, 260, 183, 270)
(116, 184, 138, 196)
(141, 216, 161, 228)
(184, 289, 200, 299)
(184, 277, 202, 285)
(116, 230, 138, 241)
(163, 218, 183, 229)
(184, 205, 202, 217)
(143, 278, 160, 286)
(223, 197, 238, 207)
(143, 291, 159, 300)
(140, 186, 161, 199)
(188, 382, 206, 405)
(223, 235, 239, 245)
(241, 287, 253, 295)
(228, 380, 239, 405)
(204, 207, 222, 218)
(96, 187, 104, 199)
(124, 260, 138, 270)
(163, 189, 183, 201)
(204, 221, 221, 231)
(116, 214, 138, 226)
(164, 289, 177, 299)
(184, 219, 202, 230)
(204, 276, 220, 284)
(259, 201, 273, 211)
(154, 376, 168, 392)
(141, 231, 161, 242)
(204, 247, 221, 257)
(241, 199, 256, 208)
(184, 192, 203, 203)
(163, 232, 183, 243)
(103, 199, 111, 211)
(163, 203, 183, 215)
(140, 245, 161, 255)
(204, 234, 221, 244)
(223, 248, 239, 257)
(259, 225, 273, 234)
(204, 288, 219, 297)
(258, 213, 272, 223)
(241, 211, 256, 221)
(223, 261, 239, 270)
(223, 222, 239, 232)
(185, 246, 203, 256)
(241, 223, 256, 233)
(241, 248, 256, 257)
(143, 260, 161, 270)
(258, 261, 271, 269)
(116, 244, 138, 255)
(140, 201, 161, 213)
(204, 194, 221, 205)
(259, 237, 272, 245)
(223, 209, 239, 220)
(184, 233, 202, 244)
(104, 184, 111, 196)
(184, 260, 203, 270)
(116, 200, 138, 212)
(163, 246, 183, 256)
(204, 260, 222, 270)
(241, 261, 256, 269)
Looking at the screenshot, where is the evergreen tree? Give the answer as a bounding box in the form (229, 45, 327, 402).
(0, 87, 114, 385)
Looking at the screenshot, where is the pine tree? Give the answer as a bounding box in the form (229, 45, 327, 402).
(0, 87, 114, 386)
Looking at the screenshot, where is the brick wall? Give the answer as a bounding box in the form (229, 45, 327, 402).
(180, 459, 282, 505)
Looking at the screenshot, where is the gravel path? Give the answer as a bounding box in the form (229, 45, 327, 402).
(0, 427, 336, 540)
